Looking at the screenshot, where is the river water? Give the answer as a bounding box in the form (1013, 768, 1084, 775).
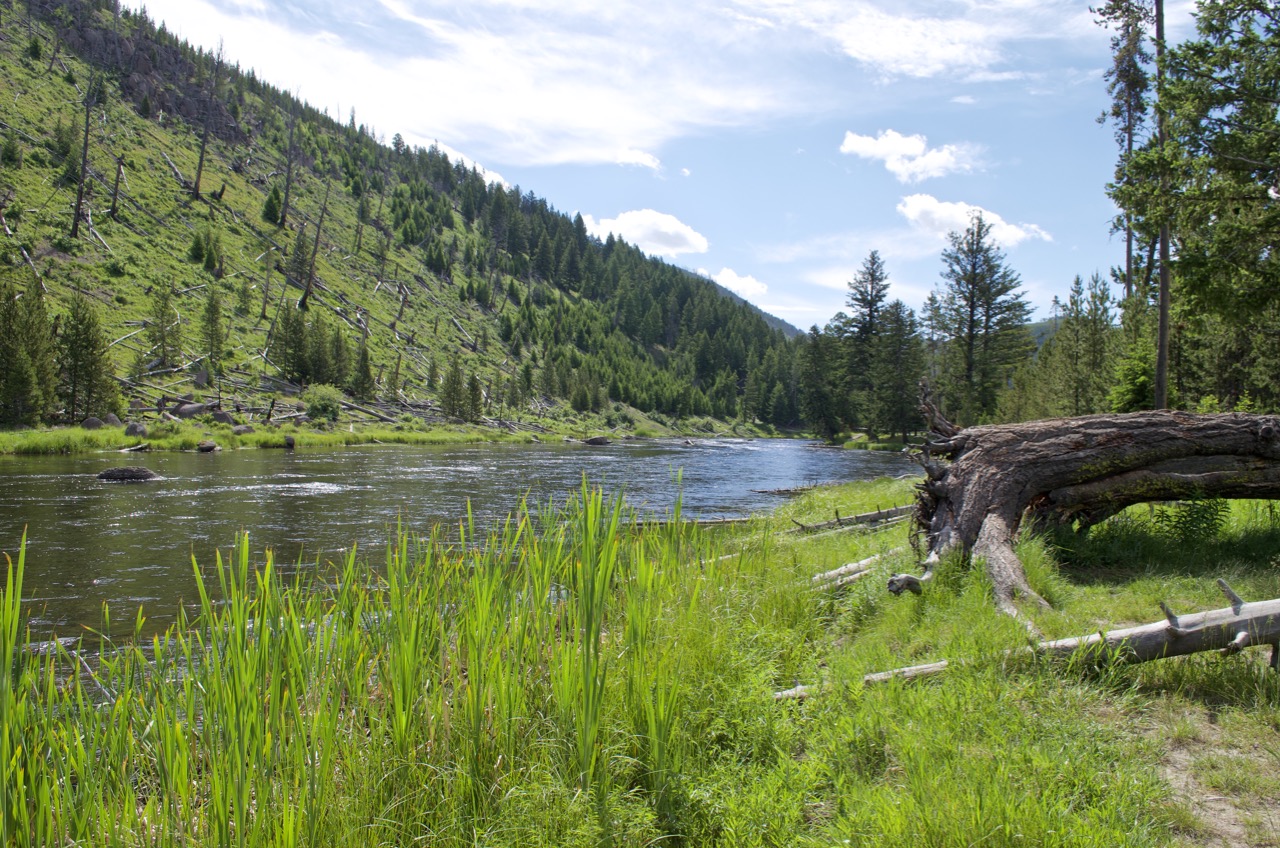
(0, 439, 915, 636)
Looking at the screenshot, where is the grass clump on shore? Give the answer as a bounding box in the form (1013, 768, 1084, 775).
(3, 482, 1280, 845)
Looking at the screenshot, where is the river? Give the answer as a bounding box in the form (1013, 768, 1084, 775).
(0, 439, 915, 636)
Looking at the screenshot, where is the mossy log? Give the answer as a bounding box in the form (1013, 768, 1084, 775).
(889, 389, 1280, 619)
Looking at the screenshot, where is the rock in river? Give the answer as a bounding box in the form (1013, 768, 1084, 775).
(98, 466, 159, 482)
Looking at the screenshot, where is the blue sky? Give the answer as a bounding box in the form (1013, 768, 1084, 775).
(127, 0, 1197, 329)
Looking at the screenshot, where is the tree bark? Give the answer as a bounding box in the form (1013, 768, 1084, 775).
(889, 390, 1280, 619)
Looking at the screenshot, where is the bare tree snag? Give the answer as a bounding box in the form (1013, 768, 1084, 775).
(890, 389, 1280, 620)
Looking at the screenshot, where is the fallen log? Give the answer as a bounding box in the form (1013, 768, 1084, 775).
(776, 580, 1280, 700)
(790, 504, 913, 533)
(890, 385, 1280, 620)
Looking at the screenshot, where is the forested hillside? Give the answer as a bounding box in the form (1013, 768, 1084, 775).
(0, 0, 802, 430)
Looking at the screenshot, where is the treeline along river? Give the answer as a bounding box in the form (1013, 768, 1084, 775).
(0, 439, 915, 636)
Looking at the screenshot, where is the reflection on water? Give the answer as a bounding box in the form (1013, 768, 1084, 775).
(0, 439, 915, 635)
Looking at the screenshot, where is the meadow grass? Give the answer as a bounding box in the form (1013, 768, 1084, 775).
(2, 482, 1279, 845)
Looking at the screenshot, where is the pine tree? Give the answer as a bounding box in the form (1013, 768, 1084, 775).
(930, 214, 1033, 424)
(466, 373, 484, 422)
(797, 327, 842, 440)
(262, 183, 283, 225)
(348, 339, 376, 401)
(842, 249, 891, 432)
(0, 279, 40, 428)
(58, 293, 120, 421)
(867, 300, 924, 442)
(273, 302, 309, 383)
(439, 356, 466, 418)
(147, 284, 183, 369)
(201, 284, 224, 376)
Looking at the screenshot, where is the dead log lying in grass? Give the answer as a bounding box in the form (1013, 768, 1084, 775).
(790, 504, 912, 533)
(810, 551, 905, 592)
(891, 386, 1280, 621)
(776, 580, 1280, 700)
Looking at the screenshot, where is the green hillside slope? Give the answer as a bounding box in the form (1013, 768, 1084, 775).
(0, 1, 803, 431)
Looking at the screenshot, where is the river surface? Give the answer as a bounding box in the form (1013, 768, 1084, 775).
(0, 439, 915, 636)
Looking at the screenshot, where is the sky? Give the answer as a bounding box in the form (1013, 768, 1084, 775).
(124, 0, 1198, 330)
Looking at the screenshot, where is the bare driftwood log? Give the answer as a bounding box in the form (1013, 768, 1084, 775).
(791, 504, 913, 533)
(777, 580, 1280, 699)
(890, 389, 1280, 619)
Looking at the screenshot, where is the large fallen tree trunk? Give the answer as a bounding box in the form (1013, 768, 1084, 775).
(889, 389, 1280, 619)
(777, 581, 1280, 699)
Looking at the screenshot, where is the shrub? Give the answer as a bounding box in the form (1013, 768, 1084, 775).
(302, 383, 345, 422)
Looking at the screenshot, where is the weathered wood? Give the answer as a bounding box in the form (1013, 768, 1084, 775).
(777, 585, 1280, 700)
(890, 389, 1280, 618)
(790, 504, 913, 533)
(811, 552, 896, 591)
(1037, 581, 1280, 666)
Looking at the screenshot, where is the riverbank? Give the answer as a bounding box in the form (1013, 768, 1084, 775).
(0, 414, 786, 456)
(3, 480, 1279, 845)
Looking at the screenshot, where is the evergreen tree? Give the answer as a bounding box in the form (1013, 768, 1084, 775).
(929, 214, 1033, 424)
(466, 373, 484, 422)
(0, 280, 41, 428)
(200, 283, 224, 376)
(348, 339, 377, 401)
(147, 284, 183, 368)
(1095, 0, 1154, 301)
(262, 183, 283, 225)
(796, 327, 842, 441)
(842, 249, 891, 432)
(274, 302, 309, 383)
(868, 300, 924, 442)
(440, 356, 466, 418)
(58, 293, 120, 421)
(17, 282, 57, 423)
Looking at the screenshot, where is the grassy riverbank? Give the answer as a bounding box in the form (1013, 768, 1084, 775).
(3, 480, 1279, 846)
(0, 415, 782, 455)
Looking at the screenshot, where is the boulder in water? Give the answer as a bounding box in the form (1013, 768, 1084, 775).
(98, 466, 159, 482)
(197, 440, 219, 453)
(583, 436, 610, 446)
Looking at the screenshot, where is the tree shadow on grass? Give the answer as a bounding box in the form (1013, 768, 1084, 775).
(1045, 509, 1280, 589)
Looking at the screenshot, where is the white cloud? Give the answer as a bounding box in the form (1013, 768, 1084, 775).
(951, 95, 976, 105)
(616, 149, 663, 170)
(840, 129, 979, 183)
(896, 194, 1052, 247)
(700, 267, 768, 300)
(583, 209, 709, 258)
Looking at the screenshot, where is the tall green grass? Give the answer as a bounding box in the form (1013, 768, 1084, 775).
(6, 483, 1272, 846)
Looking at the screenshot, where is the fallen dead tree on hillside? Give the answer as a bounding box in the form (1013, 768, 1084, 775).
(776, 579, 1280, 700)
(889, 388, 1280, 620)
